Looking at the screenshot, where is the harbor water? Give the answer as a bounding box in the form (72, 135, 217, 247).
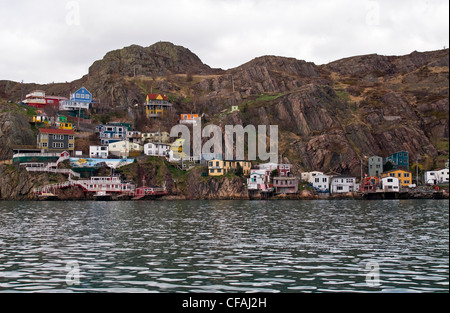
(0, 200, 448, 293)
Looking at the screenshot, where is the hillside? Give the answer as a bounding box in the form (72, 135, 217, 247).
(0, 42, 448, 176)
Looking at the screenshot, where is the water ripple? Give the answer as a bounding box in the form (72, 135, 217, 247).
(0, 200, 448, 293)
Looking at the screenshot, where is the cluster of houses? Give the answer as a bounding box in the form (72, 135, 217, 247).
(15, 87, 450, 197)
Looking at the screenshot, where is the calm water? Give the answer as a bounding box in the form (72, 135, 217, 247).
(0, 200, 448, 293)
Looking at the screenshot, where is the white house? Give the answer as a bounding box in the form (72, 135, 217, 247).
(144, 142, 170, 157)
(90, 146, 109, 159)
(126, 131, 142, 145)
(108, 140, 143, 157)
(301, 171, 324, 184)
(312, 174, 330, 193)
(330, 175, 357, 194)
(381, 176, 400, 192)
(425, 169, 449, 185)
(247, 169, 268, 190)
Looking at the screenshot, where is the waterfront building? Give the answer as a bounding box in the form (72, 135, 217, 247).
(330, 175, 357, 194)
(37, 129, 75, 155)
(381, 176, 400, 192)
(273, 176, 299, 194)
(301, 171, 324, 183)
(254, 163, 291, 178)
(145, 94, 172, 118)
(311, 174, 330, 193)
(368, 156, 383, 177)
(247, 170, 267, 190)
(424, 169, 450, 185)
(385, 151, 409, 170)
(381, 169, 413, 187)
(361, 176, 382, 192)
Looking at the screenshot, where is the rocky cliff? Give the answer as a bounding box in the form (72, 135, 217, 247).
(0, 43, 448, 178)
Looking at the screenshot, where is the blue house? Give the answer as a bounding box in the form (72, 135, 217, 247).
(71, 87, 92, 102)
(385, 151, 409, 170)
(96, 123, 132, 146)
(60, 87, 93, 111)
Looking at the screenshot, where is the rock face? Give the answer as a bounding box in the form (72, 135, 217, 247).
(0, 112, 36, 161)
(89, 42, 219, 78)
(0, 44, 448, 178)
(0, 166, 41, 200)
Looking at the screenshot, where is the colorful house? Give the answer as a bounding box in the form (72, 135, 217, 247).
(385, 151, 409, 170)
(180, 114, 200, 125)
(59, 87, 92, 111)
(368, 156, 384, 177)
(361, 176, 381, 192)
(37, 129, 75, 154)
(97, 123, 132, 146)
(145, 94, 172, 118)
(273, 177, 299, 194)
(381, 170, 413, 187)
(208, 160, 251, 177)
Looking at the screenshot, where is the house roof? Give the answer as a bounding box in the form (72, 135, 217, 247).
(147, 93, 168, 101)
(39, 128, 75, 135)
(382, 169, 412, 174)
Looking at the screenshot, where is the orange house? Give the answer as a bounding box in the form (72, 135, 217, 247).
(180, 114, 200, 125)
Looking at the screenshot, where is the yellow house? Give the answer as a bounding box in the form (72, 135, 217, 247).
(381, 170, 413, 187)
(145, 93, 172, 118)
(208, 159, 251, 177)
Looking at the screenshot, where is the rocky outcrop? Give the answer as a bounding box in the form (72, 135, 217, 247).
(88, 42, 220, 79)
(0, 112, 36, 161)
(185, 170, 248, 200)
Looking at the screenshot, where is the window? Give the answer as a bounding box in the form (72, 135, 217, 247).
(405, 180, 410, 184)
(42, 143, 48, 148)
(69, 144, 74, 148)
(53, 135, 64, 140)
(388, 179, 393, 183)
(210, 169, 215, 173)
(322, 178, 327, 183)
(404, 173, 410, 178)
(53, 142, 64, 148)
(217, 169, 222, 173)
(68, 136, 74, 140)
(337, 186, 343, 191)
(315, 178, 319, 183)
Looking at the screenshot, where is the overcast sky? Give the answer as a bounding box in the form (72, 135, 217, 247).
(1, 0, 448, 84)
